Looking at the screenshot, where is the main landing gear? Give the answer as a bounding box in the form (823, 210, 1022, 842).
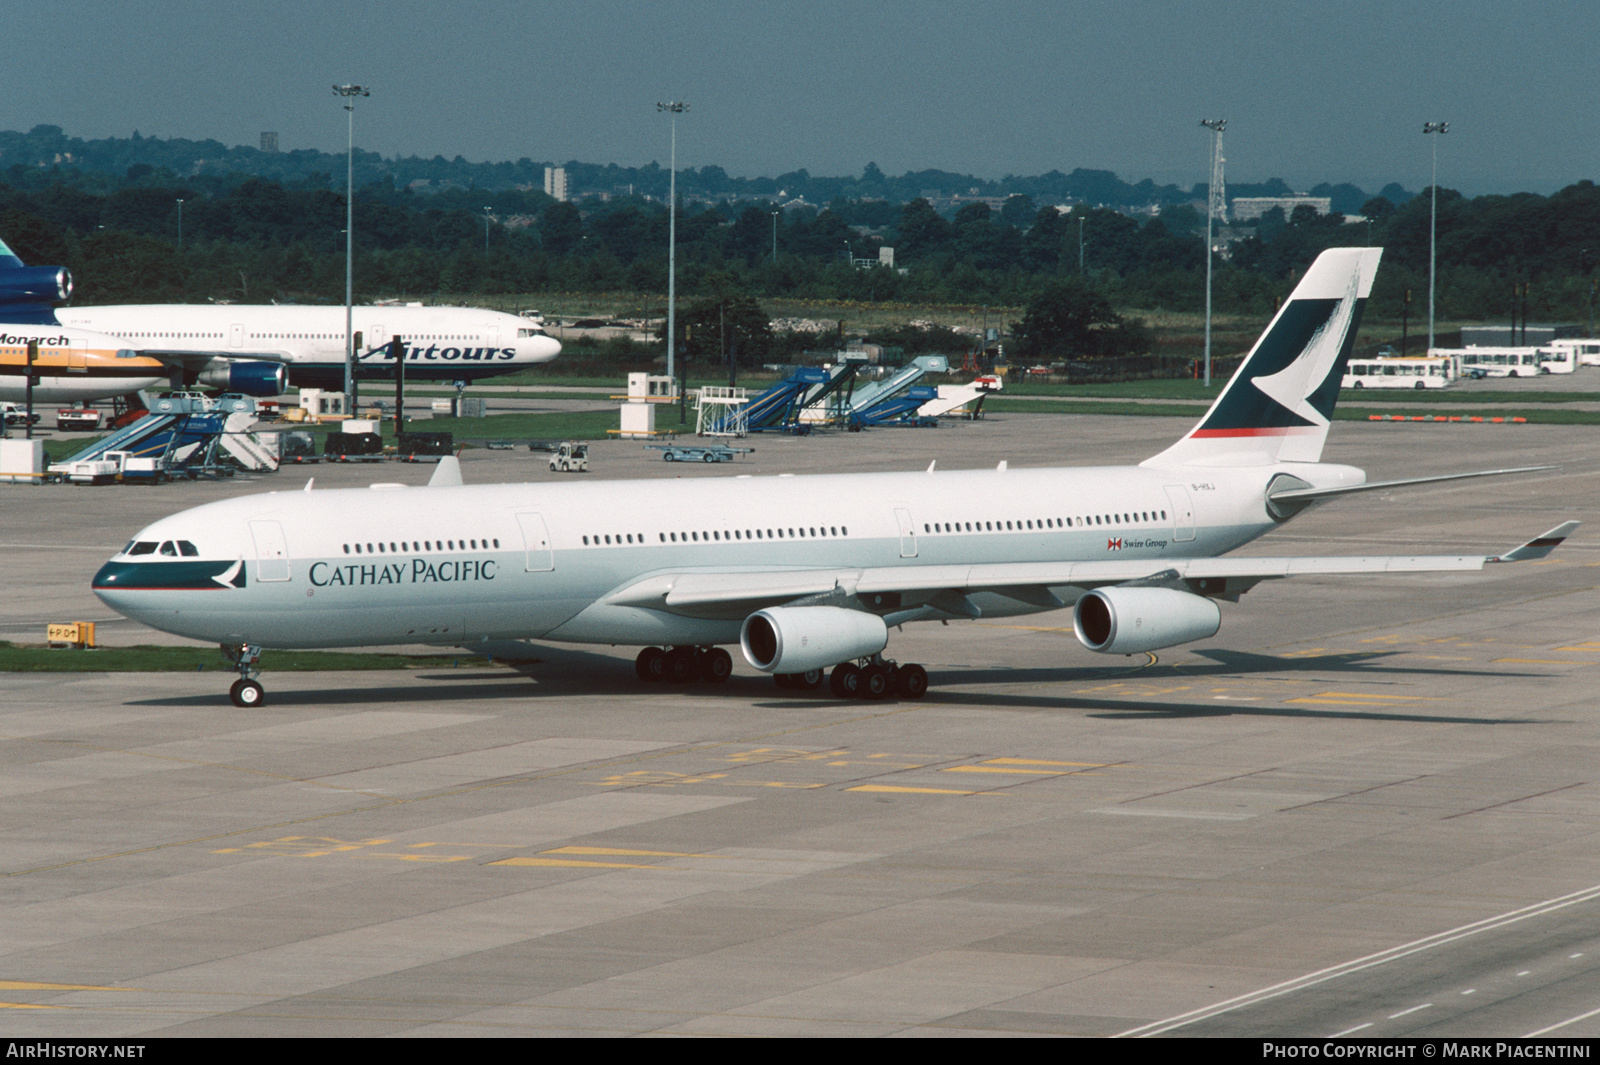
(635, 645, 734, 684)
(632, 647, 928, 700)
(826, 655, 928, 701)
(220, 643, 265, 707)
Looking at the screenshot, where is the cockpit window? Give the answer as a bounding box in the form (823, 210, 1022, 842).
(159, 541, 177, 556)
(517, 327, 545, 338)
(128, 541, 158, 556)
(177, 541, 198, 556)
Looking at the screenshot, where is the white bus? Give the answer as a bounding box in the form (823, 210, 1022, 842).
(1431, 346, 1549, 377)
(1540, 339, 1596, 369)
(1343, 355, 1457, 390)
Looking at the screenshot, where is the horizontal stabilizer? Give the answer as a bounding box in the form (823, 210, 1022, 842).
(1490, 521, 1581, 563)
(1268, 465, 1557, 505)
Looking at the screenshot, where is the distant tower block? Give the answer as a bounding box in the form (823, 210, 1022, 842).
(260, 132, 279, 153)
(544, 166, 568, 202)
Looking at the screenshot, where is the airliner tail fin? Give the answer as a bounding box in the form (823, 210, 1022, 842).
(1143, 247, 1381, 468)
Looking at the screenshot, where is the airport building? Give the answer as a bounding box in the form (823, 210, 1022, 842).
(1230, 195, 1332, 221)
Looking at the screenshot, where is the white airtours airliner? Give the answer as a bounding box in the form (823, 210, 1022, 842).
(93, 248, 1576, 708)
(58, 303, 562, 394)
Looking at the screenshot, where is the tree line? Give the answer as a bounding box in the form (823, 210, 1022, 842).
(3, 160, 1599, 365)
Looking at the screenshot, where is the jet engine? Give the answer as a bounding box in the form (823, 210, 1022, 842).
(1073, 587, 1221, 655)
(740, 606, 888, 674)
(0, 266, 71, 305)
(196, 361, 288, 396)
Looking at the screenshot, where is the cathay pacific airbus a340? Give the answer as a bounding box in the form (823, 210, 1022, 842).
(93, 248, 1575, 707)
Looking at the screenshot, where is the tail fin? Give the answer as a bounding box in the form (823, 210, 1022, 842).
(1143, 247, 1381, 468)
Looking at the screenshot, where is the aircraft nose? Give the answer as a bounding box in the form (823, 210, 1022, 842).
(91, 559, 139, 616)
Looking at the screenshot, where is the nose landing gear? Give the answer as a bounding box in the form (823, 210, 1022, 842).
(221, 643, 264, 707)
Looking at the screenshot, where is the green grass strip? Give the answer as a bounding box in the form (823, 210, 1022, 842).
(984, 398, 1600, 424)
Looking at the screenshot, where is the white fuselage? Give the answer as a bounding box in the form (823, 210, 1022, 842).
(58, 304, 561, 389)
(91, 460, 1357, 651)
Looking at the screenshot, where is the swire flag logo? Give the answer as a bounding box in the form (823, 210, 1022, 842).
(1107, 537, 1123, 551)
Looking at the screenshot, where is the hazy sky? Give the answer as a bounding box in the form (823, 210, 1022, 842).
(6, 1, 1595, 196)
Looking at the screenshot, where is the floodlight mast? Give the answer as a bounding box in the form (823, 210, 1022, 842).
(658, 101, 688, 390)
(335, 84, 370, 406)
(1423, 121, 1449, 351)
(1200, 119, 1227, 388)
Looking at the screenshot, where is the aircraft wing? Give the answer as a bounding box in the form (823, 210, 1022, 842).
(141, 349, 292, 366)
(603, 522, 1579, 619)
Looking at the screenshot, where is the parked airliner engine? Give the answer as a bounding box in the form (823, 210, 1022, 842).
(0, 266, 70, 306)
(195, 361, 289, 396)
(1073, 587, 1222, 655)
(740, 606, 889, 674)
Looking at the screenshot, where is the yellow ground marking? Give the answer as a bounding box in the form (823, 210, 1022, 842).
(846, 784, 1000, 796)
(1287, 691, 1443, 706)
(985, 757, 1117, 767)
(405, 841, 524, 849)
(720, 780, 829, 788)
(213, 835, 390, 856)
(0, 1002, 62, 1009)
(0, 981, 125, 992)
(356, 853, 475, 862)
(1556, 643, 1600, 651)
(825, 759, 926, 769)
(587, 770, 729, 787)
(493, 844, 708, 870)
(717, 747, 846, 764)
(941, 757, 1126, 777)
(1492, 658, 1586, 665)
(489, 857, 664, 869)
(546, 846, 697, 857)
(1078, 682, 1195, 696)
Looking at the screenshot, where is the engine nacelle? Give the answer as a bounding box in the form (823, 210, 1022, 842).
(196, 361, 288, 396)
(1073, 587, 1221, 655)
(740, 606, 888, 674)
(0, 266, 71, 304)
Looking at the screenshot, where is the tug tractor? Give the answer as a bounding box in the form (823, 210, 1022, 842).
(548, 441, 588, 473)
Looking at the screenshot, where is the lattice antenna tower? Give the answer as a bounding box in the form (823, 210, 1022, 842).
(1199, 119, 1227, 387)
(1203, 119, 1227, 224)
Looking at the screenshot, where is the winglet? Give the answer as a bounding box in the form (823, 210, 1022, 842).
(428, 455, 463, 487)
(1490, 521, 1580, 563)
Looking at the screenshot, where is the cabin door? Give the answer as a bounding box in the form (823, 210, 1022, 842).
(1163, 485, 1196, 542)
(894, 507, 918, 558)
(249, 520, 291, 581)
(515, 512, 554, 571)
